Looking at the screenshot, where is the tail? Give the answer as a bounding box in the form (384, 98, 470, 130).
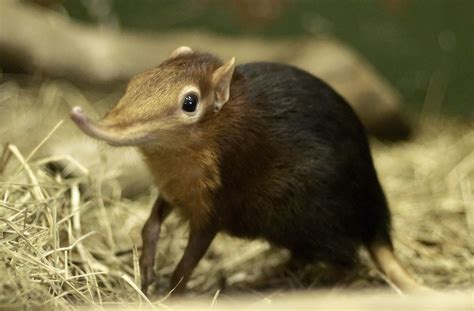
(368, 238, 431, 293)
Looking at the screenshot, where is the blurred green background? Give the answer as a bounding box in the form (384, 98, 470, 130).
(63, 0, 473, 117)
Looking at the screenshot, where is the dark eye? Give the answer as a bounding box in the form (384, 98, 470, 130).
(182, 94, 198, 113)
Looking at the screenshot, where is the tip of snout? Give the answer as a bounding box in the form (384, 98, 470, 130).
(70, 106, 86, 124)
(69, 106, 146, 146)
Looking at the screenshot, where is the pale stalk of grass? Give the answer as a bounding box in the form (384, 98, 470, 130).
(0, 143, 12, 174)
(83, 263, 97, 303)
(132, 245, 141, 301)
(42, 231, 96, 257)
(0, 202, 21, 212)
(91, 268, 103, 307)
(1, 188, 9, 202)
(52, 198, 59, 267)
(62, 271, 108, 281)
(208, 289, 221, 310)
(32, 154, 90, 176)
(121, 263, 137, 277)
(57, 204, 86, 227)
(4, 194, 69, 208)
(120, 273, 155, 308)
(71, 182, 81, 232)
(96, 167, 116, 252)
(0, 181, 64, 189)
(69, 184, 110, 302)
(1, 120, 65, 200)
(75, 239, 109, 271)
(24, 120, 64, 163)
(8, 144, 45, 200)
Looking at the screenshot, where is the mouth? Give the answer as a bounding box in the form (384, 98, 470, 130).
(70, 106, 150, 146)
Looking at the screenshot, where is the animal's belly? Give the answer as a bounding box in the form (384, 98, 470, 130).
(221, 206, 360, 264)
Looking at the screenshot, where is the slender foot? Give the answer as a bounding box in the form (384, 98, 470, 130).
(139, 197, 172, 294)
(169, 225, 217, 294)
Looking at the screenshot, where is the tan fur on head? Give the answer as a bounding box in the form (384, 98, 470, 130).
(169, 46, 193, 59)
(71, 51, 236, 152)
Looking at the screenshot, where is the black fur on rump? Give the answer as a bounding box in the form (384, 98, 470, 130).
(212, 62, 392, 266)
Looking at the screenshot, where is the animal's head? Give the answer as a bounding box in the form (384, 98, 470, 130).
(70, 47, 235, 147)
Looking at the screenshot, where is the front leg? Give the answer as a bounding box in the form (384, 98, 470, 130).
(170, 224, 217, 294)
(139, 197, 173, 294)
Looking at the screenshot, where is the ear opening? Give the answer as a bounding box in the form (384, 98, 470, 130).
(169, 46, 193, 59)
(212, 57, 235, 111)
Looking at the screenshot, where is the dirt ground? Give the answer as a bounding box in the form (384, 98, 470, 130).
(0, 79, 472, 309)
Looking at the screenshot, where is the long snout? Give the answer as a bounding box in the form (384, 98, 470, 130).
(70, 107, 99, 137)
(70, 106, 148, 146)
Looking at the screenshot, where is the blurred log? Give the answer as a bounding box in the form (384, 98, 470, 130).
(227, 0, 289, 28)
(292, 40, 412, 141)
(0, 0, 411, 141)
(25, 0, 63, 8)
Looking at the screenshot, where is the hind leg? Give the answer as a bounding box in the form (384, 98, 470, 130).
(287, 242, 359, 288)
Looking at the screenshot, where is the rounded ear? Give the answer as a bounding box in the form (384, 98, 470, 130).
(212, 57, 235, 111)
(169, 46, 193, 59)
